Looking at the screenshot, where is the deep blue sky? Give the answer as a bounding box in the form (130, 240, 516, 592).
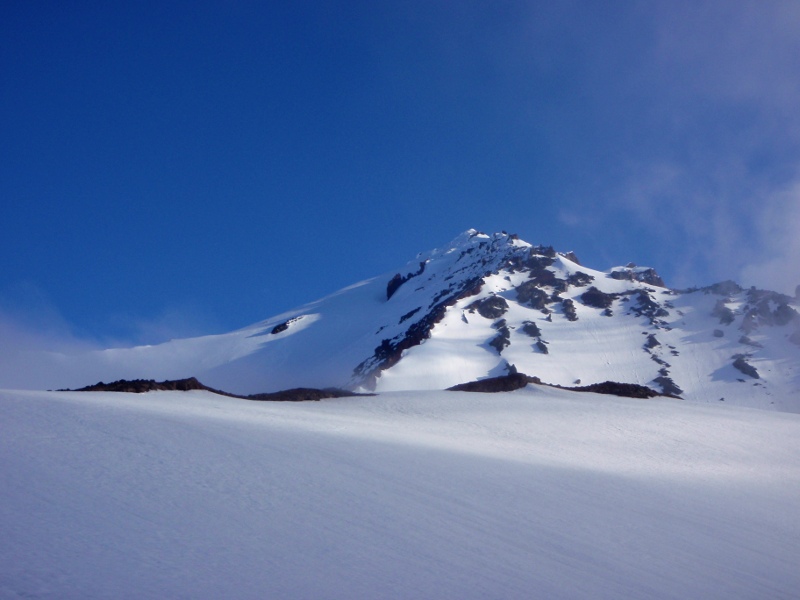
(2, 1, 799, 347)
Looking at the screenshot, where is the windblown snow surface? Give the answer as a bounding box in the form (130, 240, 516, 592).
(2, 386, 799, 599)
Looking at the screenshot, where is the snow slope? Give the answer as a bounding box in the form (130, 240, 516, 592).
(4, 230, 799, 412)
(2, 386, 800, 599)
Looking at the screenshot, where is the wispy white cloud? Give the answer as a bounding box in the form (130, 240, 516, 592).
(739, 179, 800, 295)
(0, 282, 223, 389)
(559, 1, 800, 291)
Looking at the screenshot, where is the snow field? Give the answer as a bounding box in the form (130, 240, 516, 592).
(2, 386, 799, 599)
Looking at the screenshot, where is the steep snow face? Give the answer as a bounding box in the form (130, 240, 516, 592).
(9, 230, 800, 411)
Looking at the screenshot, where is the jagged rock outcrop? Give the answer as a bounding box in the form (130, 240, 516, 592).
(387, 261, 426, 300)
(489, 319, 511, 354)
(610, 266, 665, 287)
(562, 298, 578, 321)
(581, 286, 617, 309)
(516, 280, 551, 309)
(732, 355, 759, 379)
(468, 295, 509, 319)
(712, 300, 735, 325)
(447, 373, 541, 393)
(66, 378, 371, 402)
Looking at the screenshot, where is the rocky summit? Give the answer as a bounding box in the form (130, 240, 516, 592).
(34, 230, 800, 412)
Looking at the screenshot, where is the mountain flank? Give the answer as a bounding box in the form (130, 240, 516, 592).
(42, 229, 800, 413)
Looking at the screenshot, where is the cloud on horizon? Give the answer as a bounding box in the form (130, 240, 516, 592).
(0, 282, 226, 389)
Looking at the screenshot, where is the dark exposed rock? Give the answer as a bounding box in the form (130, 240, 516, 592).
(526, 268, 567, 292)
(705, 280, 743, 296)
(773, 303, 798, 326)
(524, 253, 555, 270)
(468, 295, 509, 319)
(561, 251, 581, 265)
(562, 298, 578, 321)
(447, 373, 541, 393)
(564, 381, 662, 399)
(263, 316, 305, 336)
(505, 250, 553, 274)
(653, 376, 683, 397)
(532, 245, 556, 258)
(354, 276, 484, 389)
(740, 310, 758, 334)
(387, 261, 426, 300)
(520, 250, 569, 292)
(489, 320, 511, 354)
(519, 320, 548, 353)
(566, 271, 593, 286)
(521, 320, 541, 338)
(71, 377, 217, 394)
(711, 300, 735, 325)
(580, 286, 617, 309)
(248, 388, 372, 402)
(739, 335, 763, 348)
(732, 355, 759, 379)
(745, 287, 793, 306)
(610, 267, 665, 287)
(629, 290, 669, 320)
(645, 334, 661, 348)
(650, 354, 668, 366)
(739, 289, 798, 330)
(67, 377, 374, 402)
(271, 321, 290, 334)
(516, 280, 551, 309)
(430, 286, 456, 306)
(399, 307, 421, 324)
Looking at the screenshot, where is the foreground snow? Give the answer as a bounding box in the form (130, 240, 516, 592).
(2, 387, 799, 599)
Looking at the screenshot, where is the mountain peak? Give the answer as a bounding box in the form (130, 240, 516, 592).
(22, 230, 800, 412)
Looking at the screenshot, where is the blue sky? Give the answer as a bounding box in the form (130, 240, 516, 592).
(2, 1, 799, 348)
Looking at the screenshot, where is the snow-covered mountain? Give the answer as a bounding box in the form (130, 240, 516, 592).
(22, 230, 800, 411)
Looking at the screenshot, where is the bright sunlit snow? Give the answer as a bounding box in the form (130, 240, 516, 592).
(2, 386, 799, 599)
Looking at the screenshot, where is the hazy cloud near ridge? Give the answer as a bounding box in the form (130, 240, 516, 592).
(739, 179, 800, 296)
(0, 282, 225, 389)
(564, 1, 800, 293)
